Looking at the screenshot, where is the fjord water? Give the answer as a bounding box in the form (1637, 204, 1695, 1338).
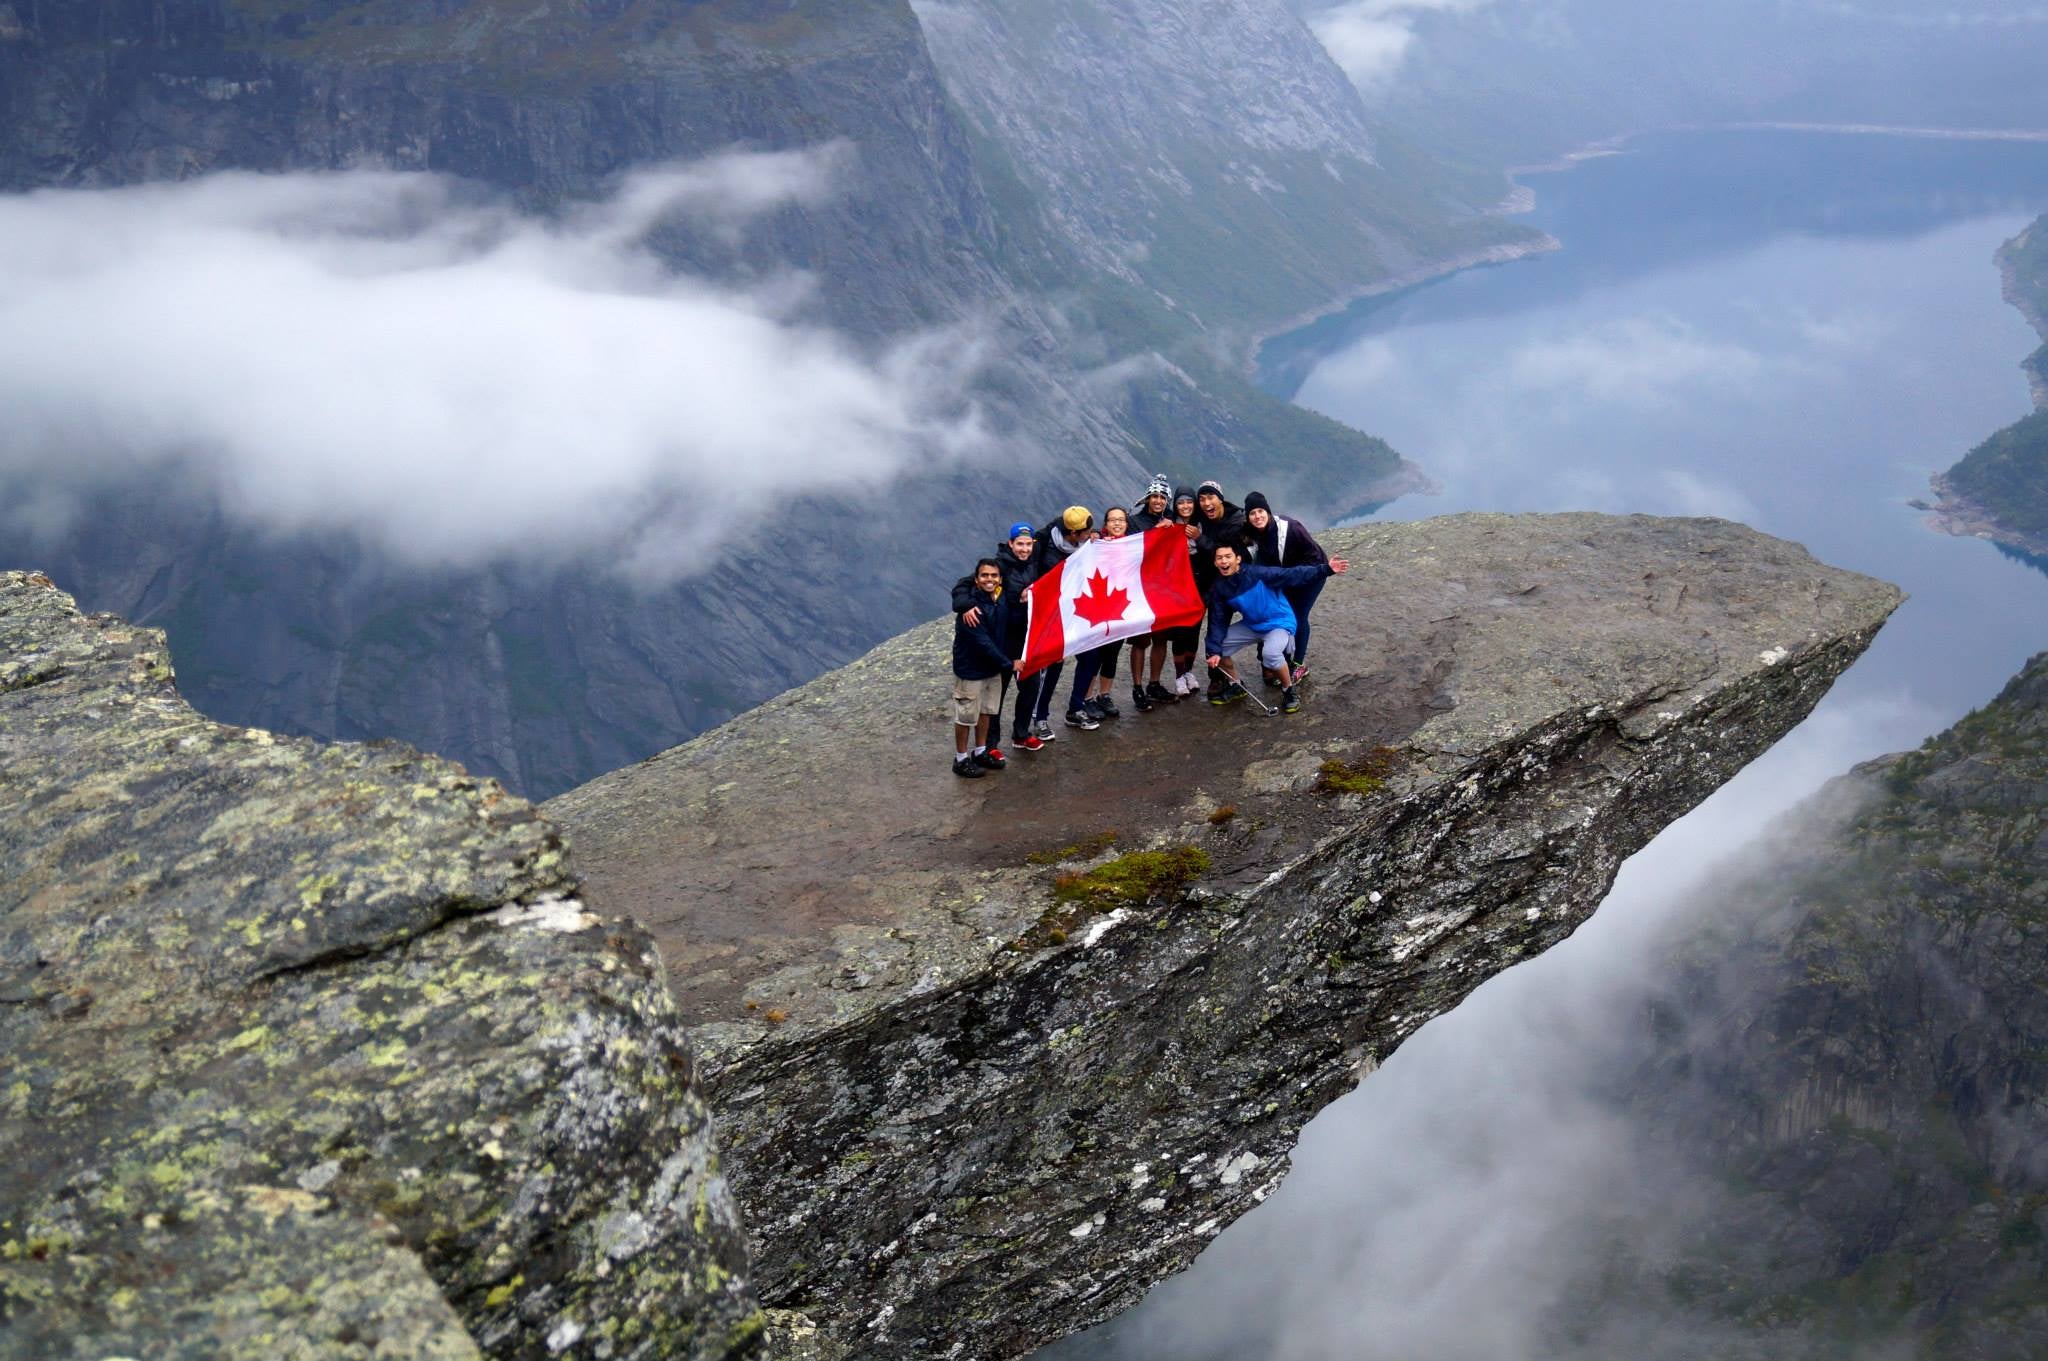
(1057, 131, 2048, 1359)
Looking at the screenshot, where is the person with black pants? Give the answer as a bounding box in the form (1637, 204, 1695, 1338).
(1243, 490, 1330, 683)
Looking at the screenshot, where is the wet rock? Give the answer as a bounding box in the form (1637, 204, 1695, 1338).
(0, 572, 758, 1360)
(548, 512, 1903, 1360)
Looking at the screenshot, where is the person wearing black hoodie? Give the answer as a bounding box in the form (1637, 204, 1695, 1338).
(949, 558, 1014, 777)
(1193, 479, 1252, 697)
(954, 521, 1049, 752)
(1244, 490, 1329, 682)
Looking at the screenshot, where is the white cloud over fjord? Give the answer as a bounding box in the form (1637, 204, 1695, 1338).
(0, 145, 991, 581)
(1304, 0, 1493, 88)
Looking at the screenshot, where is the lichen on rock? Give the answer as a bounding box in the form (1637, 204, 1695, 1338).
(549, 512, 1904, 1361)
(0, 572, 759, 1360)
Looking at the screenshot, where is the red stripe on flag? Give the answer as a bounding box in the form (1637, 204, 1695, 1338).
(1139, 524, 1204, 630)
(1018, 557, 1068, 679)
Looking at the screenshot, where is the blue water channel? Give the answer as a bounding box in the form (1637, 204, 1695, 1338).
(1052, 129, 2048, 1360)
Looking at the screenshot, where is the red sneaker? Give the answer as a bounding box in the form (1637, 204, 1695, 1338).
(1014, 734, 1046, 753)
(974, 747, 1007, 769)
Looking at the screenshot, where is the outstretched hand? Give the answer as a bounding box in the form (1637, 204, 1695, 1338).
(1328, 558, 1350, 575)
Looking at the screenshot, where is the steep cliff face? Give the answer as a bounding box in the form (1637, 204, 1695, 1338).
(0, 570, 756, 1360)
(1578, 652, 2048, 1360)
(0, 0, 1423, 799)
(547, 512, 1901, 1361)
(915, 0, 1533, 337)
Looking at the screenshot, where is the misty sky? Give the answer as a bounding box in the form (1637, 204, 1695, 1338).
(0, 146, 990, 581)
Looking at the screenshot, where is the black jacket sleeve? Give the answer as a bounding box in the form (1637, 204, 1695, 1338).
(1288, 520, 1329, 568)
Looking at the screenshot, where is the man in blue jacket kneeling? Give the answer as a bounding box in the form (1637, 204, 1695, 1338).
(1203, 543, 1347, 714)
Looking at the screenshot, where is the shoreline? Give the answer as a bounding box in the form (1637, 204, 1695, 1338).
(1241, 234, 1561, 379)
(1996, 229, 2048, 412)
(1920, 472, 2048, 562)
(1923, 214, 2048, 555)
(1241, 117, 2048, 386)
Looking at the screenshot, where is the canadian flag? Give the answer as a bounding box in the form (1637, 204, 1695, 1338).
(1018, 525, 1205, 678)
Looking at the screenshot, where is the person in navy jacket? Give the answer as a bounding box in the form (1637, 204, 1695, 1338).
(949, 558, 1015, 777)
(1203, 542, 1347, 714)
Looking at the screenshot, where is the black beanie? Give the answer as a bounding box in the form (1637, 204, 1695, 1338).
(1244, 491, 1271, 515)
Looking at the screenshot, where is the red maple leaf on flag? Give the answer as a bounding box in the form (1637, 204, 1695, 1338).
(1071, 569, 1130, 633)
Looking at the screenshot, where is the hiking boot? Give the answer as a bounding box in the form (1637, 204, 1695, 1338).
(1015, 734, 1046, 753)
(1034, 718, 1056, 742)
(1281, 687, 1302, 714)
(974, 747, 1007, 769)
(1262, 667, 1285, 688)
(1211, 680, 1249, 706)
(1132, 684, 1155, 713)
(953, 755, 985, 779)
(1064, 707, 1100, 730)
(1146, 680, 1177, 706)
(1093, 694, 1120, 719)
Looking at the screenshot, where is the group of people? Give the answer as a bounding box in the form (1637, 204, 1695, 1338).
(947, 475, 1349, 778)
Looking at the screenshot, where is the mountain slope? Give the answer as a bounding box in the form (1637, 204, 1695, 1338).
(0, 0, 1502, 796)
(1571, 653, 2048, 1360)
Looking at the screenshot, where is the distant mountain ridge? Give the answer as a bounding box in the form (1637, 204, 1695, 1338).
(0, 0, 1515, 796)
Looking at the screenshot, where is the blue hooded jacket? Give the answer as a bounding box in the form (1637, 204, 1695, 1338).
(1204, 562, 1328, 657)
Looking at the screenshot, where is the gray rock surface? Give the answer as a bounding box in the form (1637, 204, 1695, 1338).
(547, 512, 1903, 1361)
(0, 571, 757, 1360)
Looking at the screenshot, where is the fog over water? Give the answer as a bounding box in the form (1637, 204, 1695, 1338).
(1046, 130, 2048, 1359)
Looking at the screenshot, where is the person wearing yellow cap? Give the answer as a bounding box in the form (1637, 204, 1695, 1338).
(1022, 505, 1099, 737)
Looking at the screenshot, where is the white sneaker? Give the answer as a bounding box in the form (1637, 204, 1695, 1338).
(1177, 672, 1199, 695)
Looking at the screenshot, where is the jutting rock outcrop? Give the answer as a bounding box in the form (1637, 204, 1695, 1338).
(0, 572, 756, 1361)
(547, 512, 1905, 1361)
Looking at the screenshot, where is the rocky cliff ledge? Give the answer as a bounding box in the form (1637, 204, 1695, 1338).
(546, 513, 1904, 1361)
(0, 573, 756, 1360)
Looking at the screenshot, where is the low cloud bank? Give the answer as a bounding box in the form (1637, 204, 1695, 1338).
(1302, 0, 1491, 88)
(0, 145, 990, 581)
